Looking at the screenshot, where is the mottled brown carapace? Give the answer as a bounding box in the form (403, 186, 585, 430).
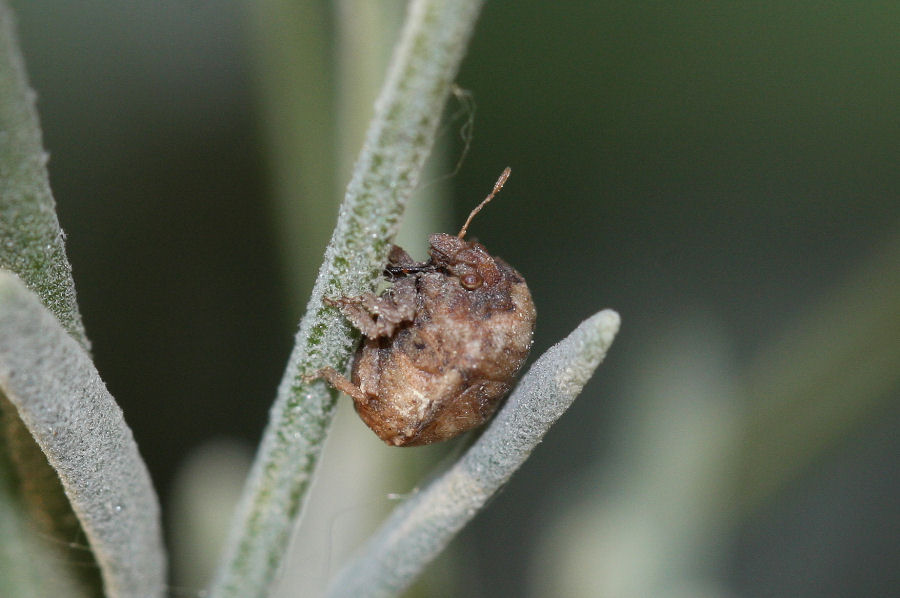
(318, 168, 536, 446)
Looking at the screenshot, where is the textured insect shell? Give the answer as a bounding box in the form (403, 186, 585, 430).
(350, 236, 535, 446)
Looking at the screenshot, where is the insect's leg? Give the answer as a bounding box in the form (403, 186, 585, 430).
(308, 366, 369, 403)
(324, 278, 416, 338)
(387, 245, 417, 269)
(324, 293, 382, 337)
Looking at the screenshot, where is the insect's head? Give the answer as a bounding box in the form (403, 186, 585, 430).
(426, 168, 514, 290)
(429, 234, 501, 290)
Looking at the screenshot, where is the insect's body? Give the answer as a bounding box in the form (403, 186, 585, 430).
(317, 169, 536, 446)
(344, 236, 534, 445)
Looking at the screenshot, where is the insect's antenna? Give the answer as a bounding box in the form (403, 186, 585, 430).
(457, 167, 511, 239)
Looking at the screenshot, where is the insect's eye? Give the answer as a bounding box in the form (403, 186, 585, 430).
(460, 272, 483, 290)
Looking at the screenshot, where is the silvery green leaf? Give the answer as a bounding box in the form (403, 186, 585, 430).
(327, 309, 621, 598)
(0, 271, 166, 598)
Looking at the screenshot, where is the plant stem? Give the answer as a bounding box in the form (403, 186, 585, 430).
(208, 1, 485, 596)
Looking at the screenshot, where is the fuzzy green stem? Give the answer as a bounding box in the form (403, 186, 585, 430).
(208, 1, 485, 596)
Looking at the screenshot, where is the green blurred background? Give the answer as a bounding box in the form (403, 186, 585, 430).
(10, 1, 899, 597)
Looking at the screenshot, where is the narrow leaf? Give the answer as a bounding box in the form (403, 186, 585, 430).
(326, 309, 621, 598)
(0, 3, 102, 594)
(0, 0, 88, 348)
(0, 271, 166, 598)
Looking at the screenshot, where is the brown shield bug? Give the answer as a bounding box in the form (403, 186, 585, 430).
(316, 168, 536, 446)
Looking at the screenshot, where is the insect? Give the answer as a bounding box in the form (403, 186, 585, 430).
(316, 168, 536, 446)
